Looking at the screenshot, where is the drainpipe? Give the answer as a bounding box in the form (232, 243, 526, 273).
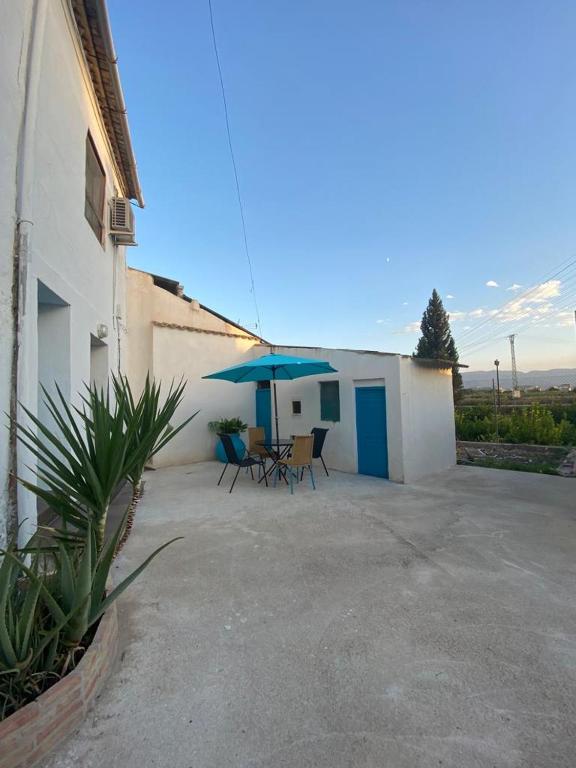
(7, 0, 48, 543)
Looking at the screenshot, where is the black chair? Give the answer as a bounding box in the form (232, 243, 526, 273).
(301, 427, 329, 479)
(217, 434, 268, 493)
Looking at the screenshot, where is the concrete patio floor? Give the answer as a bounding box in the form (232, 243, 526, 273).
(43, 463, 576, 768)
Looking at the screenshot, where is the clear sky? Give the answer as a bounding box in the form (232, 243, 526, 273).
(109, 0, 576, 372)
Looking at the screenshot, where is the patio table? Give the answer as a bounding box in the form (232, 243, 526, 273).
(256, 438, 293, 483)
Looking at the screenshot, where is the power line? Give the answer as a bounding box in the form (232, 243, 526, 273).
(454, 258, 576, 354)
(455, 256, 576, 346)
(458, 280, 576, 355)
(207, 0, 263, 336)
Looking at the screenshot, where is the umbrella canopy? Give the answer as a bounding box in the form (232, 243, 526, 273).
(203, 353, 337, 383)
(203, 353, 338, 446)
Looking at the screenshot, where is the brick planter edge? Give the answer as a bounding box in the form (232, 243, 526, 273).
(0, 602, 119, 768)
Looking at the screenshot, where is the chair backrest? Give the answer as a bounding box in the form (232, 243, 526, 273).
(310, 427, 328, 458)
(291, 435, 314, 465)
(219, 434, 240, 464)
(248, 426, 265, 453)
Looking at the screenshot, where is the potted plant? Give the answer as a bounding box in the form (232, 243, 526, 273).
(208, 417, 248, 463)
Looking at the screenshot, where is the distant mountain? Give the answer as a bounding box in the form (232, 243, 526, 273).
(462, 368, 576, 389)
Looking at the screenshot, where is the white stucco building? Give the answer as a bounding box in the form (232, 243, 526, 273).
(126, 269, 457, 484)
(0, 0, 143, 545)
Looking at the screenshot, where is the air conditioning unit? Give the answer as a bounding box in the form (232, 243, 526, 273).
(109, 197, 136, 245)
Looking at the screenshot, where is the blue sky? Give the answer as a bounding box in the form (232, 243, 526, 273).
(109, 0, 576, 371)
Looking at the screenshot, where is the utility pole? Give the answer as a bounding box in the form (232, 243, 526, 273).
(494, 359, 501, 408)
(508, 334, 520, 398)
(492, 378, 499, 440)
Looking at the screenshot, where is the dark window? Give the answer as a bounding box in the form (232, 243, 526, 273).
(292, 400, 302, 415)
(320, 381, 340, 422)
(85, 134, 105, 242)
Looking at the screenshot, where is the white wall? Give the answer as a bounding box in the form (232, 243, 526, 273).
(398, 358, 456, 482)
(151, 326, 261, 467)
(37, 299, 71, 430)
(0, 1, 32, 547)
(125, 268, 260, 393)
(125, 267, 265, 466)
(1, 0, 133, 543)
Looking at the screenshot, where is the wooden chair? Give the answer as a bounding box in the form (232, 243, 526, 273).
(275, 435, 316, 494)
(247, 426, 269, 479)
(248, 426, 269, 459)
(218, 433, 268, 493)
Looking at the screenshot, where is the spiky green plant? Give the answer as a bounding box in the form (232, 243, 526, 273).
(0, 540, 78, 718)
(0, 515, 181, 719)
(15, 384, 148, 551)
(1, 376, 191, 721)
(15, 375, 194, 553)
(111, 373, 198, 501)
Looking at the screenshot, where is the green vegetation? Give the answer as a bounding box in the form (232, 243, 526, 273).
(1, 377, 192, 720)
(456, 402, 576, 445)
(414, 289, 463, 401)
(469, 458, 560, 475)
(459, 387, 576, 408)
(112, 374, 198, 503)
(208, 417, 248, 434)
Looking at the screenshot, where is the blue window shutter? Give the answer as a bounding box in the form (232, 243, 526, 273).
(320, 381, 340, 422)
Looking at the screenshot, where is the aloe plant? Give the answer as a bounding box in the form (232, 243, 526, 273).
(0, 516, 182, 718)
(0, 541, 78, 718)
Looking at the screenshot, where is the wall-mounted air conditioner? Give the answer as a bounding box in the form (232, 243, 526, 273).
(109, 197, 136, 245)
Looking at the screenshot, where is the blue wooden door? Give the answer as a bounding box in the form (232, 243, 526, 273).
(255, 388, 272, 443)
(355, 386, 389, 478)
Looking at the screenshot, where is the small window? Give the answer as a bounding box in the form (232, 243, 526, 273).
(85, 134, 106, 242)
(320, 381, 340, 422)
(292, 400, 302, 415)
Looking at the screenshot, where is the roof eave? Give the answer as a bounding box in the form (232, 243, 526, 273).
(73, 0, 144, 207)
(411, 356, 469, 369)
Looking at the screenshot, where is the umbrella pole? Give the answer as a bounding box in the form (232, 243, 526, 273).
(273, 373, 280, 453)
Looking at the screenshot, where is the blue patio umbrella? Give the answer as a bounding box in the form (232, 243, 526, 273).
(203, 353, 338, 449)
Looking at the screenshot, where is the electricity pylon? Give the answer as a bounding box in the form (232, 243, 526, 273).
(508, 334, 520, 396)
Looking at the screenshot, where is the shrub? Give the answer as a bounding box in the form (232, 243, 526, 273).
(208, 417, 248, 434)
(455, 404, 576, 446)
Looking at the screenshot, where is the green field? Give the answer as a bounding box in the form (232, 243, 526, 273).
(456, 389, 576, 446)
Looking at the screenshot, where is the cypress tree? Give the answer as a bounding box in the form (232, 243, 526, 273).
(414, 289, 463, 401)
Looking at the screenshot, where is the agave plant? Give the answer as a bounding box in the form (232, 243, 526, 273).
(15, 385, 147, 552)
(15, 377, 194, 552)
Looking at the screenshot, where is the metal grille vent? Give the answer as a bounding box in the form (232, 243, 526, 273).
(109, 198, 136, 244)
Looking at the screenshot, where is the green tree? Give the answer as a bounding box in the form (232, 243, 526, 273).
(414, 289, 463, 401)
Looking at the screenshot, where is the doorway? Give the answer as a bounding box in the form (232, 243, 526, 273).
(355, 386, 389, 478)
